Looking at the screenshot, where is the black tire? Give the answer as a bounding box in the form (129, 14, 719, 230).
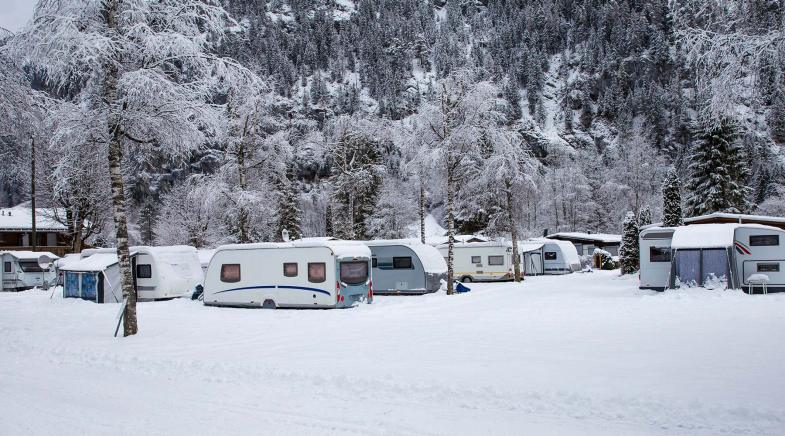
(262, 299, 277, 309)
(461, 276, 473, 283)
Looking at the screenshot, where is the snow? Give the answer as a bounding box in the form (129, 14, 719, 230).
(671, 223, 781, 249)
(517, 242, 545, 253)
(0, 250, 59, 260)
(197, 249, 215, 268)
(59, 252, 118, 271)
(216, 239, 372, 260)
(2, 271, 785, 435)
(684, 212, 785, 226)
(406, 213, 447, 239)
(548, 232, 623, 244)
(0, 206, 68, 231)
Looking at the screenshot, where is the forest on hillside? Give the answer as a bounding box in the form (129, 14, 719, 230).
(0, 0, 783, 249)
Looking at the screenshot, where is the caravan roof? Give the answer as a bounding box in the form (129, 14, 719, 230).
(60, 252, 118, 272)
(526, 238, 581, 266)
(215, 239, 371, 259)
(517, 242, 545, 253)
(546, 232, 622, 244)
(362, 239, 447, 273)
(670, 223, 781, 249)
(0, 250, 60, 260)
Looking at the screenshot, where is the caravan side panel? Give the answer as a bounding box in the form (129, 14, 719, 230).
(639, 229, 674, 291)
(370, 245, 428, 294)
(440, 245, 512, 282)
(734, 227, 785, 292)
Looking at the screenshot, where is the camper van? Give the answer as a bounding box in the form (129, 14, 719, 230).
(363, 239, 447, 294)
(203, 239, 373, 309)
(520, 238, 581, 275)
(637, 223, 785, 293)
(638, 227, 675, 290)
(0, 251, 59, 291)
(60, 246, 203, 303)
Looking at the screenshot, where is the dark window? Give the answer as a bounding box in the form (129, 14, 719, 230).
(649, 247, 671, 262)
(393, 257, 413, 269)
(135, 264, 152, 279)
(488, 255, 504, 266)
(308, 262, 326, 283)
(758, 263, 780, 272)
(372, 258, 378, 268)
(3, 262, 10, 273)
(339, 261, 368, 285)
(220, 264, 241, 283)
(471, 256, 481, 264)
(283, 263, 298, 277)
(18, 261, 43, 272)
(544, 252, 557, 260)
(750, 235, 779, 246)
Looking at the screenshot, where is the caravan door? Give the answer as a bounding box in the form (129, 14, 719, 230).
(527, 253, 543, 275)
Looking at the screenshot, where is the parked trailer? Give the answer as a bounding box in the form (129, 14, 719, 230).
(203, 239, 373, 309)
(518, 242, 545, 276)
(521, 238, 581, 275)
(60, 246, 203, 303)
(436, 241, 514, 282)
(362, 239, 447, 294)
(0, 251, 60, 291)
(638, 227, 675, 291)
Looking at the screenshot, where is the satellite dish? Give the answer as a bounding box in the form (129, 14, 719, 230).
(38, 254, 53, 270)
(281, 228, 290, 242)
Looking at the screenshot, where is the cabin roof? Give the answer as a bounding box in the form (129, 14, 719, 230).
(546, 232, 622, 244)
(0, 206, 68, 232)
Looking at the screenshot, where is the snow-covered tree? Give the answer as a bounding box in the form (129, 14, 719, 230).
(365, 177, 418, 239)
(685, 120, 751, 216)
(637, 205, 652, 227)
(275, 166, 302, 241)
(154, 176, 219, 248)
(662, 169, 684, 227)
(619, 211, 639, 275)
(11, 0, 246, 336)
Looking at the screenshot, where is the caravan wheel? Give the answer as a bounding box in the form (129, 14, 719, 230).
(262, 299, 277, 309)
(461, 276, 473, 283)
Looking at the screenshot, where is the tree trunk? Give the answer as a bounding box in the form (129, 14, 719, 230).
(72, 209, 84, 253)
(236, 139, 250, 243)
(103, 0, 136, 337)
(30, 137, 37, 251)
(419, 178, 426, 244)
(446, 160, 455, 295)
(506, 184, 521, 282)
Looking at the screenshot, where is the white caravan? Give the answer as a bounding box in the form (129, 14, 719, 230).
(203, 239, 373, 309)
(0, 251, 59, 291)
(437, 241, 514, 282)
(638, 227, 675, 291)
(60, 246, 202, 303)
(521, 238, 581, 275)
(363, 239, 447, 294)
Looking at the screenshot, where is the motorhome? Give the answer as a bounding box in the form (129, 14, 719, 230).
(60, 246, 202, 303)
(202, 239, 373, 308)
(637, 223, 785, 293)
(638, 227, 675, 291)
(0, 251, 59, 291)
(363, 239, 446, 294)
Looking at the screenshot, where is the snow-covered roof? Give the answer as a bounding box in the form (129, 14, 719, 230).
(197, 249, 215, 267)
(671, 224, 782, 249)
(684, 212, 785, 226)
(517, 242, 544, 253)
(361, 239, 447, 274)
(0, 207, 68, 231)
(216, 239, 372, 259)
(0, 250, 60, 260)
(427, 234, 490, 246)
(526, 238, 582, 267)
(60, 252, 118, 272)
(546, 232, 622, 244)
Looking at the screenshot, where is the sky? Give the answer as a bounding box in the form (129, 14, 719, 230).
(0, 0, 35, 32)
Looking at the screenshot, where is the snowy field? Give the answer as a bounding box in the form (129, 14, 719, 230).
(2, 271, 785, 436)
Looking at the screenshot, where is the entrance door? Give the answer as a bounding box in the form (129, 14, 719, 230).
(528, 253, 543, 275)
(701, 249, 729, 289)
(676, 249, 701, 286)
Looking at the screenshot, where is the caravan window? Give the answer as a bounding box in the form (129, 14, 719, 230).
(372, 258, 378, 268)
(488, 256, 504, 266)
(750, 235, 779, 246)
(308, 263, 326, 283)
(340, 261, 368, 285)
(3, 262, 10, 273)
(136, 264, 152, 279)
(283, 263, 298, 277)
(649, 247, 671, 262)
(471, 256, 481, 264)
(544, 252, 557, 260)
(220, 264, 241, 283)
(393, 257, 413, 269)
(18, 261, 43, 272)
(758, 263, 780, 272)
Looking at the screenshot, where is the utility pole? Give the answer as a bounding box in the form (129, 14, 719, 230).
(30, 136, 37, 251)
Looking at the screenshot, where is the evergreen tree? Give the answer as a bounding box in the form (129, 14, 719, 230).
(276, 168, 302, 241)
(685, 121, 751, 216)
(137, 200, 157, 245)
(619, 211, 639, 275)
(662, 168, 684, 227)
(324, 202, 334, 237)
(637, 205, 652, 227)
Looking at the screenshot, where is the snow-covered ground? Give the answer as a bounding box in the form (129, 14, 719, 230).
(2, 271, 785, 435)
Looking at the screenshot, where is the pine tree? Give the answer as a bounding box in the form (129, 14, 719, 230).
(276, 168, 302, 241)
(662, 168, 684, 227)
(637, 205, 652, 227)
(619, 211, 639, 275)
(324, 202, 334, 237)
(685, 120, 751, 216)
(137, 200, 157, 245)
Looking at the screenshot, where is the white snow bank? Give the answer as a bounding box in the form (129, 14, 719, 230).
(671, 223, 781, 249)
(407, 214, 447, 239)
